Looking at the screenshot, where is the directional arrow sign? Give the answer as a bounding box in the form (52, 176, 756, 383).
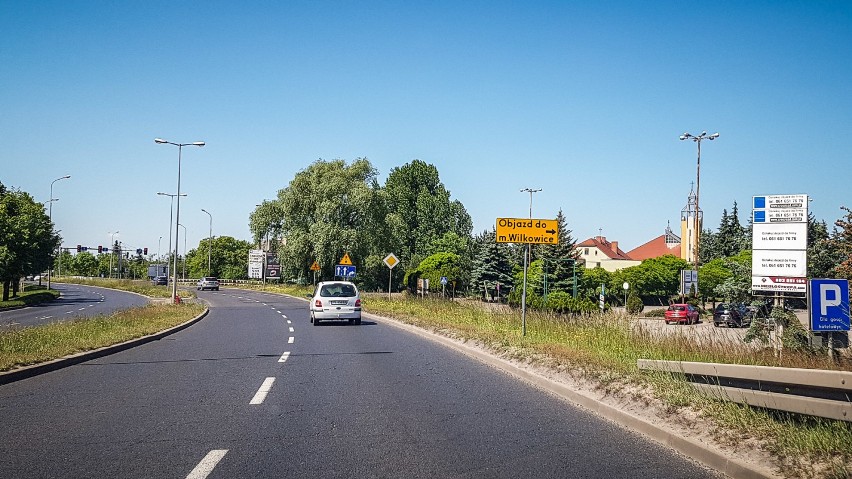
(495, 218, 559, 244)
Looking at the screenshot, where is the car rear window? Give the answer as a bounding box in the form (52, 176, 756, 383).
(320, 284, 357, 297)
(669, 305, 686, 311)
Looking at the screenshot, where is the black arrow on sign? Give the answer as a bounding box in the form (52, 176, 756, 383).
(546, 229, 556, 234)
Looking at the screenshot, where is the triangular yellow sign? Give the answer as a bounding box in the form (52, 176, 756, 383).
(340, 253, 352, 265)
(310, 261, 320, 271)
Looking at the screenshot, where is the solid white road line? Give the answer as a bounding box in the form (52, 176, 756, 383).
(288, 336, 294, 344)
(185, 449, 228, 479)
(278, 352, 290, 363)
(250, 377, 276, 405)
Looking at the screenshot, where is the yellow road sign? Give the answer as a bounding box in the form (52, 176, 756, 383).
(383, 253, 399, 269)
(340, 253, 353, 265)
(496, 218, 559, 244)
(310, 261, 321, 271)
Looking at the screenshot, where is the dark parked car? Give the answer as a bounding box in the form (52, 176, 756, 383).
(713, 303, 750, 328)
(152, 276, 168, 286)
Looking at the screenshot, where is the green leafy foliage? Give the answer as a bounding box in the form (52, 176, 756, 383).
(0, 183, 60, 300)
(404, 252, 462, 291)
(185, 236, 255, 279)
(626, 289, 644, 314)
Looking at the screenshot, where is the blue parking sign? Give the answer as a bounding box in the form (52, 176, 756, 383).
(809, 279, 850, 331)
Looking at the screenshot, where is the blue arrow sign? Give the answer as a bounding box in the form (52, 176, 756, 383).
(335, 265, 356, 278)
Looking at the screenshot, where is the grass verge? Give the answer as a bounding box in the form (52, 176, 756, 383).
(55, 276, 196, 299)
(0, 286, 60, 311)
(0, 302, 205, 371)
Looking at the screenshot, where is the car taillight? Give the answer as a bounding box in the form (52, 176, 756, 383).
(355, 299, 361, 307)
(315, 300, 322, 308)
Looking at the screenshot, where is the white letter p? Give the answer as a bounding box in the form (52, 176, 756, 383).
(820, 284, 841, 315)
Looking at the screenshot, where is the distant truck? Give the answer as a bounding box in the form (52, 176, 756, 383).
(148, 264, 168, 279)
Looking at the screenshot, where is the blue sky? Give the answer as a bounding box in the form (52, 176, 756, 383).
(2, 1, 850, 258)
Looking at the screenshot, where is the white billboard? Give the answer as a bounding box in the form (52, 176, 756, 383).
(752, 249, 808, 277)
(248, 250, 265, 279)
(752, 222, 808, 250)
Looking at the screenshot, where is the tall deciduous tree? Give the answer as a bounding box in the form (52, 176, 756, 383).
(186, 236, 255, 279)
(252, 159, 381, 284)
(383, 160, 472, 269)
(0, 183, 60, 300)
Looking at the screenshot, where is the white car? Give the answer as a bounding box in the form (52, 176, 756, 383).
(197, 277, 220, 291)
(310, 281, 361, 325)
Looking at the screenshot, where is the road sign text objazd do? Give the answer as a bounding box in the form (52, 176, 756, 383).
(496, 218, 558, 244)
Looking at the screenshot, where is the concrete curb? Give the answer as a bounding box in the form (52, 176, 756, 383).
(0, 307, 209, 385)
(363, 310, 778, 479)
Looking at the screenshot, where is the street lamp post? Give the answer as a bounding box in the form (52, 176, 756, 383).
(158, 236, 162, 261)
(155, 138, 205, 303)
(157, 192, 187, 276)
(109, 231, 119, 278)
(679, 131, 719, 267)
(178, 223, 187, 280)
(520, 187, 542, 337)
(201, 208, 212, 276)
(47, 175, 70, 289)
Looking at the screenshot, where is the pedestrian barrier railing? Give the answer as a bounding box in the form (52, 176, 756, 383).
(637, 359, 852, 422)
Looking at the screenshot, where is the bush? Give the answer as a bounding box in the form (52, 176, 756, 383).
(626, 289, 644, 314)
(544, 291, 598, 315)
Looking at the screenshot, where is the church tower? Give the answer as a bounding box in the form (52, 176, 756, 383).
(680, 185, 702, 263)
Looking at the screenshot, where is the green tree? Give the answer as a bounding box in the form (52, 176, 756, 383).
(470, 229, 514, 300)
(251, 159, 381, 284)
(186, 236, 255, 280)
(382, 159, 472, 270)
(405, 252, 462, 293)
(580, 267, 612, 302)
(713, 250, 752, 304)
(0, 184, 60, 300)
(72, 251, 99, 277)
(698, 258, 732, 303)
(536, 209, 581, 295)
(833, 206, 852, 280)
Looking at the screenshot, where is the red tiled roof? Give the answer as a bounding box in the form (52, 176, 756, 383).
(626, 234, 683, 261)
(577, 236, 633, 260)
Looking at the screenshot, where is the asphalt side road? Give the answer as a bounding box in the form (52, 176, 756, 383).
(0, 288, 721, 478)
(0, 283, 149, 329)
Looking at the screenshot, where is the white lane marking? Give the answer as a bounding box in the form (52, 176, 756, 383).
(288, 327, 294, 333)
(249, 377, 276, 405)
(276, 310, 282, 314)
(286, 320, 291, 324)
(65, 311, 74, 314)
(278, 352, 290, 363)
(288, 336, 294, 344)
(185, 449, 228, 479)
(281, 315, 287, 319)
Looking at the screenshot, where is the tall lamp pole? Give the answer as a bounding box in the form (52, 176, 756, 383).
(201, 208, 212, 276)
(520, 187, 541, 337)
(155, 138, 205, 303)
(47, 175, 71, 289)
(157, 192, 187, 274)
(109, 231, 119, 278)
(178, 223, 187, 280)
(679, 131, 719, 267)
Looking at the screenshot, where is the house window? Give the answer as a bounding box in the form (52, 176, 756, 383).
(584, 248, 589, 255)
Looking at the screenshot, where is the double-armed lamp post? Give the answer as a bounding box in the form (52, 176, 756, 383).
(47, 175, 70, 289)
(155, 138, 204, 302)
(679, 131, 719, 267)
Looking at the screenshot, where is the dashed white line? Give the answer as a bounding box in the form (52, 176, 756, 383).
(288, 327, 295, 333)
(276, 310, 282, 314)
(288, 336, 294, 344)
(249, 377, 276, 405)
(286, 320, 292, 324)
(278, 352, 291, 363)
(185, 449, 228, 479)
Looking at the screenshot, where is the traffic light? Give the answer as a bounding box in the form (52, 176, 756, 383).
(77, 245, 82, 252)
(98, 245, 103, 253)
(143, 247, 148, 255)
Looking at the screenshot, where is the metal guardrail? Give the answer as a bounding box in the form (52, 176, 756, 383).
(638, 359, 852, 422)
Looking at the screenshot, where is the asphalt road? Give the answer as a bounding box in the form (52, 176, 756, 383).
(0, 283, 150, 329)
(0, 289, 722, 478)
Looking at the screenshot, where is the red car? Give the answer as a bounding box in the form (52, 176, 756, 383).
(665, 303, 699, 325)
